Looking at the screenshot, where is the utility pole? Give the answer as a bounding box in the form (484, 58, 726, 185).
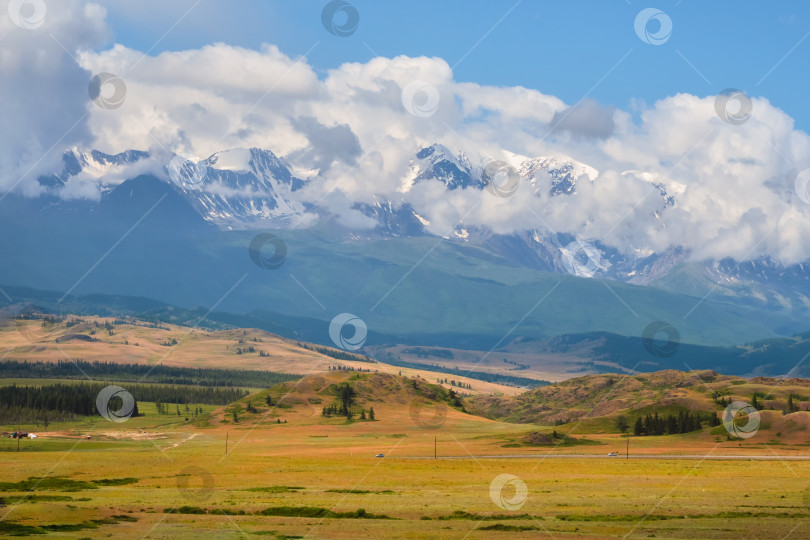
(626, 437, 629, 459)
(434, 436, 437, 459)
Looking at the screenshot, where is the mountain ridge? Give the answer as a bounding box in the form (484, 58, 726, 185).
(3, 285, 810, 378)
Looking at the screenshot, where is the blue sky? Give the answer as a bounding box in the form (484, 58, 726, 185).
(4, 0, 810, 266)
(104, 1, 810, 130)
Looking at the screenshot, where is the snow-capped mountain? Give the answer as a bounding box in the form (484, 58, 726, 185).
(45, 143, 683, 280)
(63, 149, 150, 178)
(38, 149, 151, 190)
(404, 143, 600, 198)
(51, 143, 630, 234)
(39, 143, 810, 301)
(408, 144, 485, 190)
(520, 154, 598, 196)
(391, 143, 687, 282)
(52, 148, 308, 229)
(166, 148, 307, 229)
(12, 141, 810, 338)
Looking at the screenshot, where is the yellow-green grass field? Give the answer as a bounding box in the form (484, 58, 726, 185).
(3, 317, 810, 539)
(2, 394, 810, 539)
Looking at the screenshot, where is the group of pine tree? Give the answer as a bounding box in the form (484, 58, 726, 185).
(435, 378, 472, 390)
(320, 383, 376, 421)
(628, 410, 721, 436)
(327, 365, 375, 373)
(0, 382, 245, 424)
(227, 396, 287, 424)
(712, 390, 806, 414)
(154, 401, 206, 417)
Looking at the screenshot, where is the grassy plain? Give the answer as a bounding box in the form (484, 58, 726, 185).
(2, 374, 810, 539)
(3, 317, 810, 538)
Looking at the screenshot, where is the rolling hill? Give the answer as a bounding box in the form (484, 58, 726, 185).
(0, 310, 521, 396)
(469, 369, 810, 444)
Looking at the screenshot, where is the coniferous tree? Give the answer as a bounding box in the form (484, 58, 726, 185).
(633, 417, 644, 436)
(337, 384, 355, 417)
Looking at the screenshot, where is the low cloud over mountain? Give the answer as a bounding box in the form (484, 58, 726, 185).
(4, 2, 810, 265)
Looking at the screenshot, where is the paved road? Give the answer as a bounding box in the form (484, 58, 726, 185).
(394, 454, 810, 460)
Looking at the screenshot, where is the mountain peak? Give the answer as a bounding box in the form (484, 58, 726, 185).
(206, 148, 253, 172)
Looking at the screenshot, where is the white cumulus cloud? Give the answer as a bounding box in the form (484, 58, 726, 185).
(3, 1, 810, 265)
(0, 0, 109, 195)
